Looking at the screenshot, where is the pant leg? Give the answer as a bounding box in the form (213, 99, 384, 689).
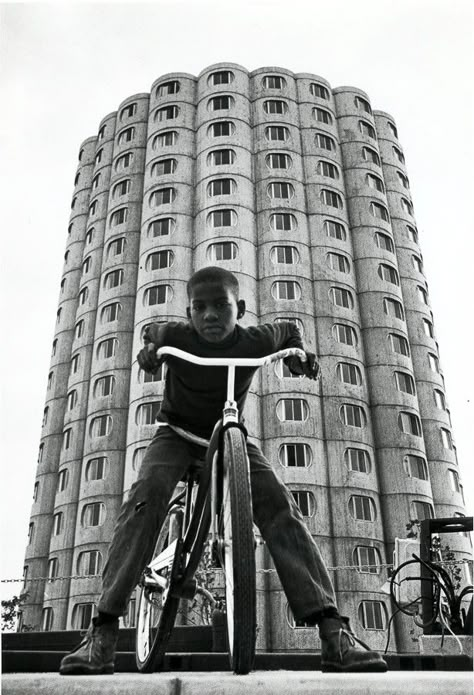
(247, 440, 337, 621)
(98, 427, 205, 617)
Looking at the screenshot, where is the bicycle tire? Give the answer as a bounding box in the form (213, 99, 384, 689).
(135, 505, 182, 673)
(221, 426, 256, 674)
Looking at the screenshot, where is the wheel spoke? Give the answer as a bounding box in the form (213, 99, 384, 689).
(135, 507, 182, 672)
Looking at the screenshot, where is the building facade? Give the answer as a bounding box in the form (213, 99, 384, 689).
(22, 63, 471, 652)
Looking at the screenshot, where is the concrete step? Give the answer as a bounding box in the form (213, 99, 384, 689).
(2, 649, 472, 674)
(2, 671, 472, 695)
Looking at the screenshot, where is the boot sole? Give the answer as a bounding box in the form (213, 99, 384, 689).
(59, 664, 114, 676)
(322, 661, 388, 673)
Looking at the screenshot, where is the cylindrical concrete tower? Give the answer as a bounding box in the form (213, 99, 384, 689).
(21, 64, 471, 652)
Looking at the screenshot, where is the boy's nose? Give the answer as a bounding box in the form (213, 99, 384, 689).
(203, 310, 218, 321)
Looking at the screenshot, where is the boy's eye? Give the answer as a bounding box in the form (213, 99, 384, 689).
(191, 300, 230, 312)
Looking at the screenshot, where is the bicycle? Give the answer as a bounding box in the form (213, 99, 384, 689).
(135, 345, 307, 674)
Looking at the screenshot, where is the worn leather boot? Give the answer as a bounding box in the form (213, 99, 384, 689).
(320, 616, 388, 672)
(59, 617, 119, 675)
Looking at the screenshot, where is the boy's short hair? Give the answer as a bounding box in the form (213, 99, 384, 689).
(187, 266, 240, 299)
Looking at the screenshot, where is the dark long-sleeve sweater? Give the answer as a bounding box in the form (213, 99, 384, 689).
(145, 321, 304, 439)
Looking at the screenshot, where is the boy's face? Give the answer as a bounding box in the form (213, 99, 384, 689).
(187, 281, 245, 343)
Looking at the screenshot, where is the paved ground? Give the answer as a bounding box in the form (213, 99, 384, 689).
(2, 671, 472, 695)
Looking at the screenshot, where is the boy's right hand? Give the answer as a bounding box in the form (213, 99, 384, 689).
(138, 323, 165, 373)
(137, 342, 162, 374)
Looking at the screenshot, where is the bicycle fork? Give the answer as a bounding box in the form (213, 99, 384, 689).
(211, 363, 242, 551)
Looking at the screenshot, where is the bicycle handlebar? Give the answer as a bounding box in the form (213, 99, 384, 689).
(156, 345, 307, 367)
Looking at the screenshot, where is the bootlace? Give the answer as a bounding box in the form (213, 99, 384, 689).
(340, 623, 372, 652)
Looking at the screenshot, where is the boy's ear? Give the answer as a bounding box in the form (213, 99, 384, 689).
(237, 300, 246, 319)
(186, 306, 191, 320)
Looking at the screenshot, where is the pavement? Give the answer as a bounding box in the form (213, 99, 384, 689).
(2, 671, 473, 695)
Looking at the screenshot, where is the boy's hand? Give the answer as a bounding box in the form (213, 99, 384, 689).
(137, 342, 163, 374)
(286, 351, 320, 381)
(137, 323, 165, 373)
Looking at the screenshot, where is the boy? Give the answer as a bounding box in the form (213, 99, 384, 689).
(60, 266, 387, 675)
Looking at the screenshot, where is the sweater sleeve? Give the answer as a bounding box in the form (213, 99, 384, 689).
(142, 322, 169, 348)
(263, 321, 305, 352)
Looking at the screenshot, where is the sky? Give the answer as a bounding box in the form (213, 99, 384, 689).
(1, 0, 473, 599)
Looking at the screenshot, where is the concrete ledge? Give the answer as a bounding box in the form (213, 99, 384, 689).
(420, 635, 473, 656)
(2, 650, 473, 673)
(2, 671, 472, 695)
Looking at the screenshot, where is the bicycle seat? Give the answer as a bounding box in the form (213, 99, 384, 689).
(168, 423, 210, 448)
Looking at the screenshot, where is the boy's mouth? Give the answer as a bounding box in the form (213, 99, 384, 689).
(200, 325, 228, 341)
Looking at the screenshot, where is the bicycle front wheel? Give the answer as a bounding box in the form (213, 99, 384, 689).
(221, 426, 256, 674)
(135, 505, 182, 673)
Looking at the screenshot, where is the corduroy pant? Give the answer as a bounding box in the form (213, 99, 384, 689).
(98, 426, 336, 621)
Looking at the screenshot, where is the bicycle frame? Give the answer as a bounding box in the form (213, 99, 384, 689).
(143, 345, 307, 588)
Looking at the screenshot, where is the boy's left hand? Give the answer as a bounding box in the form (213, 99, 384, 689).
(286, 351, 320, 381)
